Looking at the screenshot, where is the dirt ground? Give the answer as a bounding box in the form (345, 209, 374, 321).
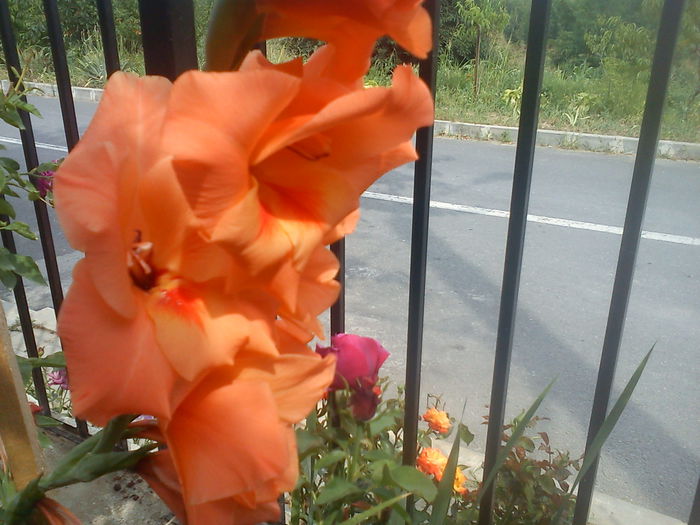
(42, 432, 178, 524)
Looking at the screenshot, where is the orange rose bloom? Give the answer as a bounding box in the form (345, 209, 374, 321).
(416, 447, 469, 495)
(257, 0, 432, 80)
(55, 72, 279, 425)
(422, 407, 451, 434)
(416, 447, 447, 479)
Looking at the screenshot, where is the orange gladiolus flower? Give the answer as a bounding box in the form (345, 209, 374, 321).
(135, 344, 334, 525)
(162, 48, 432, 341)
(54, 72, 279, 425)
(257, 0, 432, 80)
(422, 407, 452, 434)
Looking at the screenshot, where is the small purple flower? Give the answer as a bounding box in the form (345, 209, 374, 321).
(47, 368, 69, 390)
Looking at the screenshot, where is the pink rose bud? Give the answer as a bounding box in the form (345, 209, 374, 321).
(317, 333, 389, 391)
(349, 377, 382, 421)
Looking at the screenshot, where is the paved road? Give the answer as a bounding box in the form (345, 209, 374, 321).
(1, 96, 698, 520)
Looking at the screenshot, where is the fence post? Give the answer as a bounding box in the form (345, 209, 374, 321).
(138, 0, 198, 80)
(0, 301, 43, 490)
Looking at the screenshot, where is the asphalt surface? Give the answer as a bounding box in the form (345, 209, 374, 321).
(1, 95, 698, 521)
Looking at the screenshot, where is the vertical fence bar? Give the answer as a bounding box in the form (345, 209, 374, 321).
(330, 240, 345, 335)
(401, 0, 440, 470)
(1, 1, 66, 315)
(572, 1, 686, 522)
(40, 0, 74, 308)
(0, 1, 52, 416)
(138, 0, 198, 79)
(478, 1, 551, 523)
(43, 0, 80, 151)
(42, 0, 90, 436)
(95, 0, 121, 76)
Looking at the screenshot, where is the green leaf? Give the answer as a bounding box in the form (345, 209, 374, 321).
(459, 423, 475, 446)
(369, 411, 399, 436)
(389, 465, 437, 503)
(0, 157, 20, 173)
(12, 98, 40, 117)
(60, 448, 154, 484)
(0, 269, 17, 289)
(0, 198, 16, 219)
(205, 0, 264, 71)
(337, 493, 409, 525)
(34, 162, 59, 173)
(296, 428, 324, 460)
(430, 425, 462, 524)
(365, 449, 396, 462)
(479, 379, 556, 502)
(21, 352, 66, 369)
(315, 478, 362, 505)
(2, 186, 18, 198)
(0, 107, 24, 128)
(11, 253, 46, 285)
(316, 449, 346, 471)
(570, 346, 654, 492)
(37, 429, 53, 448)
(369, 459, 393, 484)
(15, 355, 33, 384)
(34, 415, 62, 428)
(1, 221, 37, 240)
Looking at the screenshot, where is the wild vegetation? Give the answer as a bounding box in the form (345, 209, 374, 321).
(2, 0, 698, 142)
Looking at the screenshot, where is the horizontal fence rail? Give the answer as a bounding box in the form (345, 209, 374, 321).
(0, 0, 696, 523)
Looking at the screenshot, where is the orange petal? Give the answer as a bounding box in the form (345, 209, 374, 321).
(54, 73, 172, 317)
(166, 377, 289, 505)
(58, 261, 181, 425)
(146, 280, 277, 381)
(136, 451, 188, 524)
(138, 449, 284, 525)
(278, 246, 340, 341)
(323, 208, 361, 244)
(163, 68, 301, 231)
(258, 0, 432, 60)
(234, 350, 335, 423)
(35, 497, 81, 525)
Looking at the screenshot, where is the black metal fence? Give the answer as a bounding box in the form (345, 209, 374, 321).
(0, 1, 696, 524)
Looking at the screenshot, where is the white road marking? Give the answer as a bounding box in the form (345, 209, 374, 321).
(3, 135, 696, 247)
(0, 135, 68, 152)
(363, 191, 700, 247)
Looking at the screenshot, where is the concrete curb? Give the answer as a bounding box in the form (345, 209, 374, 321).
(3, 80, 699, 161)
(434, 120, 700, 161)
(2, 79, 103, 103)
